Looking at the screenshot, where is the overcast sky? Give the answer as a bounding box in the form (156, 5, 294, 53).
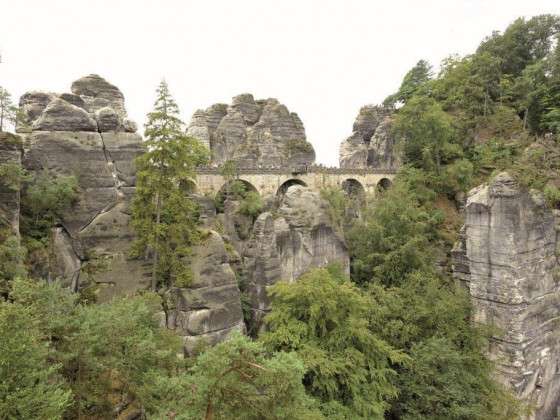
(1, 0, 558, 165)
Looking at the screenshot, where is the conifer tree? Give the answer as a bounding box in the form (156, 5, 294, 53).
(0, 87, 17, 132)
(131, 80, 209, 290)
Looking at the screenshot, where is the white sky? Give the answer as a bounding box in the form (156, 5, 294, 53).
(1, 0, 558, 165)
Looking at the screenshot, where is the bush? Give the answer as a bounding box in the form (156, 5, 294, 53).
(238, 191, 263, 218)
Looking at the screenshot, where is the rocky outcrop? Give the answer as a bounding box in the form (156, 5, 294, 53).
(19, 75, 147, 300)
(19, 74, 131, 133)
(339, 105, 400, 169)
(452, 172, 560, 419)
(32, 99, 98, 132)
(244, 185, 349, 329)
(163, 230, 245, 355)
(187, 94, 315, 167)
(71, 74, 127, 118)
(0, 133, 22, 235)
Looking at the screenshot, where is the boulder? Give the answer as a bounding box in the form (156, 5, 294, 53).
(452, 172, 560, 419)
(18, 91, 57, 128)
(32, 98, 98, 132)
(95, 107, 121, 132)
(71, 74, 127, 117)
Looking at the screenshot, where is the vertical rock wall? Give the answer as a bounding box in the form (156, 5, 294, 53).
(452, 172, 560, 419)
(18, 75, 147, 299)
(243, 185, 349, 330)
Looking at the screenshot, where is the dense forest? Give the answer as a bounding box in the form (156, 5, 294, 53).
(1, 15, 560, 419)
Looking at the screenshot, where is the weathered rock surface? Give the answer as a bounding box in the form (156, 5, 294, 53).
(71, 74, 127, 117)
(339, 105, 400, 169)
(32, 98, 98, 132)
(452, 172, 560, 419)
(164, 230, 245, 355)
(19, 74, 133, 133)
(244, 185, 349, 328)
(19, 75, 146, 300)
(187, 94, 315, 167)
(0, 133, 22, 235)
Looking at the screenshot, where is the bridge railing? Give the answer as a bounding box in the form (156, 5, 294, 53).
(195, 164, 398, 175)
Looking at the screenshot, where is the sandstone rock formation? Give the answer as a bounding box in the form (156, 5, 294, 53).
(19, 74, 133, 133)
(187, 94, 315, 167)
(339, 105, 400, 169)
(18, 75, 148, 299)
(244, 185, 349, 329)
(452, 172, 560, 419)
(163, 230, 245, 355)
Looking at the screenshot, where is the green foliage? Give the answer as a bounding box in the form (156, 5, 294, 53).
(394, 336, 519, 420)
(0, 297, 71, 419)
(151, 333, 321, 419)
(261, 267, 404, 419)
(0, 86, 18, 132)
(0, 163, 29, 191)
(544, 184, 560, 207)
(285, 138, 314, 156)
(348, 177, 442, 287)
(393, 95, 474, 196)
(20, 171, 78, 242)
(215, 179, 263, 219)
(0, 234, 27, 295)
(131, 80, 209, 290)
(219, 159, 239, 180)
(238, 190, 263, 218)
(320, 186, 363, 232)
(384, 59, 433, 106)
(7, 277, 183, 418)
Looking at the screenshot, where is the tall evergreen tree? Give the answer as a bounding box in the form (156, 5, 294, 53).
(384, 60, 433, 107)
(131, 80, 209, 290)
(0, 87, 17, 132)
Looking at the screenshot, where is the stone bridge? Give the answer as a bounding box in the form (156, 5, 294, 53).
(192, 166, 397, 198)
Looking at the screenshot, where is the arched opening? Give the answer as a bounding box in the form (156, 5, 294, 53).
(277, 179, 307, 196)
(377, 178, 392, 193)
(215, 179, 258, 213)
(342, 179, 365, 199)
(179, 179, 197, 194)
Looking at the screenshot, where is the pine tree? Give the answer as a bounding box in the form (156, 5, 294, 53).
(131, 80, 209, 290)
(0, 87, 17, 132)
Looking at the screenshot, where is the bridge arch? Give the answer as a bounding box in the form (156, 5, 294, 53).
(377, 177, 392, 192)
(341, 178, 365, 199)
(179, 178, 198, 194)
(215, 179, 259, 212)
(277, 178, 307, 196)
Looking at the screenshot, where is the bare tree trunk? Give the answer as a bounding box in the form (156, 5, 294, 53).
(523, 107, 528, 130)
(151, 192, 161, 291)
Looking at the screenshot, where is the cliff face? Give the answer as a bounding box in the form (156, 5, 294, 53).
(163, 230, 245, 355)
(339, 105, 400, 169)
(10, 77, 346, 353)
(243, 185, 349, 329)
(186, 94, 315, 167)
(18, 75, 147, 299)
(452, 172, 560, 419)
